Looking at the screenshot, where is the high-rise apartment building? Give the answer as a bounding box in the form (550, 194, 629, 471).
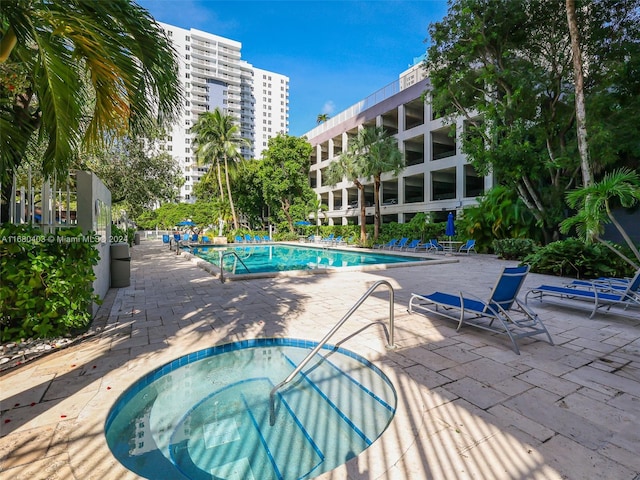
(159, 23, 289, 202)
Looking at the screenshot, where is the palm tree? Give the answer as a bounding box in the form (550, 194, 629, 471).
(1, 0, 182, 221)
(316, 113, 330, 125)
(192, 108, 249, 230)
(326, 148, 367, 243)
(561, 168, 640, 269)
(307, 196, 327, 235)
(358, 126, 404, 241)
(191, 113, 225, 198)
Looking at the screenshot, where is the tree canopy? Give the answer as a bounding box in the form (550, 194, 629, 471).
(0, 0, 182, 221)
(78, 135, 183, 221)
(258, 134, 314, 232)
(426, 0, 640, 242)
(0, 0, 182, 178)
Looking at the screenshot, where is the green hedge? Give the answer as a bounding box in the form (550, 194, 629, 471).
(492, 238, 538, 260)
(0, 224, 101, 341)
(522, 238, 635, 279)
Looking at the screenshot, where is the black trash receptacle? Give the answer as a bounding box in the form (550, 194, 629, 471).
(110, 242, 131, 287)
(134, 232, 140, 245)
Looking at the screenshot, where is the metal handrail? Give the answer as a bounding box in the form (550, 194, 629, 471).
(269, 280, 396, 426)
(220, 251, 251, 283)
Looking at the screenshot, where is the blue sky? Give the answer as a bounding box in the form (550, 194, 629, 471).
(136, 0, 450, 136)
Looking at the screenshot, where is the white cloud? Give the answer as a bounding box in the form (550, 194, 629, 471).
(321, 101, 335, 115)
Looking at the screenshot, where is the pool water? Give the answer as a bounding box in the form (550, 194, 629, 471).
(105, 338, 396, 480)
(186, 244, 423, 274)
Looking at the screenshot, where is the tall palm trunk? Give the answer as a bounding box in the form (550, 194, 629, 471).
(215, 159, 224, 197)
(223, 154, 238, 229)
(566, 0, 592, 188)
(356, 182, 366, 243)
(373, 175, 381, 241)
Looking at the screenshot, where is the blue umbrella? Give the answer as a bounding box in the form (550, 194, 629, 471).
(177, 220, 196, 226)
(445, 212, 456, 238)
(295, 220, 311, 226)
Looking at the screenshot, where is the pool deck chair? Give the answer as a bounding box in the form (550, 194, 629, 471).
(409, 266, 554, 355)
(567, 267, 640, 290)
(403, 239, 422, 251)
(525, 268, 640, 318)
(374, 238, 398, 249)
(414, 239, 436, 252)
(431, 239, 445, 252)
(392, 238, 409, 250)
(459, 239, 476, 254)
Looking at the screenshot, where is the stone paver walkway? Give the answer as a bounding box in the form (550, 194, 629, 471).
(1, 241, 639, 479)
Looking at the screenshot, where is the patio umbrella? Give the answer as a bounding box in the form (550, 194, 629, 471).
(295, 220, 311, 226)
(176, 220, 196, 227)
(445, 212, 456, 239)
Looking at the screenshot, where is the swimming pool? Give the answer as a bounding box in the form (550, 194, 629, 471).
(105, 338, 396, 480)
(185, 243, 426, 275)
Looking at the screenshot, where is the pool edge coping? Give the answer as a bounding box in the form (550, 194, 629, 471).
(177, 242, 459, 281)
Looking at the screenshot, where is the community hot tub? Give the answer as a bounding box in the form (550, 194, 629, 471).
(105, 338, 397, 480)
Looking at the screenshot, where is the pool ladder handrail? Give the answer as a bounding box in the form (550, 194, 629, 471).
(269, 280, 396, 426)
(220, 251, 251, 283)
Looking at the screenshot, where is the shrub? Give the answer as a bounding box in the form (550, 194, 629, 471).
(492, 238, 538, 260)
(522, 238, 634, 279)
(0, 224, 101, 341)
(112, 224, 135, 246)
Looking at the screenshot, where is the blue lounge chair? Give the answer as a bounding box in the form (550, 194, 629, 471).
(201, 236, 211, 244)
(162, 234, 170, 244)
(430, 239, 445, 252)
(392, 238, 409, 250)
(409, 266, 554, 354)
(413, 239, 435, 252)
(235, 235, 244, 243)
(526, 268, 640, 318)
(321, 233, 335, 244)
(569, 268, 639, 288)
(262, 235, 272, 242)
(374, 238, 397, 249)
(403, 239, 422, 251)
(332, 236, 343, 245)
(244, 234, 254, 243)
(458, 239, 476, 254)
(191, 233, 198, 243)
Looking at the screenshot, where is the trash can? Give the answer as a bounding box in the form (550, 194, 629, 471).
(110, 242, 131, 287)
(134, 232, 140, 245)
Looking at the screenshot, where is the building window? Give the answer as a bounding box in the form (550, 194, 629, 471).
(185, 147, 191, 153)
(185, 73, 190, 78)
(185, 35, 190, 41)
(185, 45, 190, 51)
(185, 54, 190, 60)
(167, 146, 172, 151)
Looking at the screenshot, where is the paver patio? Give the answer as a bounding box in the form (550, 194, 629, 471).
(1, 240, 639, 479)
